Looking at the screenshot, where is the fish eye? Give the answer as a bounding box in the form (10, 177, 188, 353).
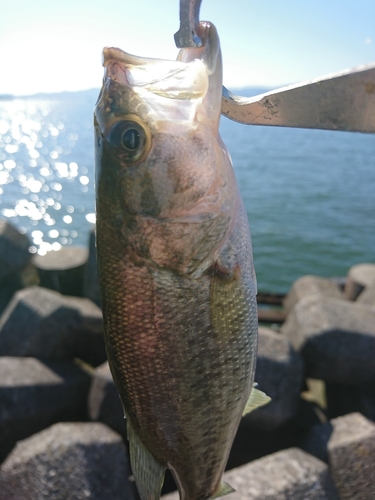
(108, 119, 150, 163)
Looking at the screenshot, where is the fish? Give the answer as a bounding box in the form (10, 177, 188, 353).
(94, 20, 270, 500)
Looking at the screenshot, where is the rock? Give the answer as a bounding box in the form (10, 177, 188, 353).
(245, 327, 304, 430)
(162, 448, 338, 499)
(344, 263, 375, 300)
(228, 397, 322, 471)
(83, 225, 101, 307)
(281, 295, 375, 384)
(325, 381, 375, 422)
(0, 262, 39, 316)
(0, 220, 31, 281)
(0, 357, 91, 463)
(32, 246, 89, 297)
(303, 410, 375, 466)
(0, 286, 106, 366)
(327, 412, 375, 499)
(283, 275, 342, 314)
(356, 281, 375, 307)
(88, 361, 126, 436)
(302, 421, 333, 463)
(0, 422, 138, 500)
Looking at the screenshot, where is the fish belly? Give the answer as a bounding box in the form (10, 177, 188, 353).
(97, 199, 257, 499)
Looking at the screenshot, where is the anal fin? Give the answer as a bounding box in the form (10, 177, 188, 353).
(210, 482, 236, 499)
(242, 385, 271, 416)
(127, 416, 165, 500)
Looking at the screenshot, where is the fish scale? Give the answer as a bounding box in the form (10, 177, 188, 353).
(97, 213, 256, 498)
(95, 21, 269, 500)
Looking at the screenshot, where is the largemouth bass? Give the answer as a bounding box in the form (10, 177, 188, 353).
(94, 21, 269, 500)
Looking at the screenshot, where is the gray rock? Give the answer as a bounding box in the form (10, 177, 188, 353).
(32, 246, 89, 297)
(302, 421, 333, 463)
(344, 263, 375, 300)
(0, 286, 106, 365)
(283, 275, 342, 314)
(88, 361, 126, 436)
(83, 225, 101, 307)
(325, 381, 375, 422)
(327, 412, 375, 499)
(356, 281, 375, 307)
(0, 262, 39, 316)
(0, 220, 31, 281)
(304, 409, 375, 466)
(162, 448, 338, 499)
(281, 295, 375, 384)
(0, 422, 138, 500)
(0, 357, 91, 463)
(245, 327, 304, 430)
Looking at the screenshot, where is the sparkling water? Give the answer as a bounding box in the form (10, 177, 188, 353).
(1, 90, 374, 292)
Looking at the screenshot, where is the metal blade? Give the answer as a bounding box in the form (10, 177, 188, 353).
(221, 63, 375, 133)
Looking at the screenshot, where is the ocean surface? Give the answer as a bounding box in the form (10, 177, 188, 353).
(0, 89, 374, 293)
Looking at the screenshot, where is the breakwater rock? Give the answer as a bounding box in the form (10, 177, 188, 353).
(0, 219, 374, 499)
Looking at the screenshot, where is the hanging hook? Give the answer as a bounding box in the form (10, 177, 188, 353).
(174, 0, 203, 48)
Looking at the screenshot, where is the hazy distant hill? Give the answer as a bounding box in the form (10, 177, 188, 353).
(0, 88, 100, 101)
(227, 87, 274, 98)
(0, 87, 272, 102)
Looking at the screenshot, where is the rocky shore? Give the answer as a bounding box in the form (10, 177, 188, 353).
(0, 219, 374, 499)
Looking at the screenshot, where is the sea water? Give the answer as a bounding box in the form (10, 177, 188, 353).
(0, 90, 374, 292)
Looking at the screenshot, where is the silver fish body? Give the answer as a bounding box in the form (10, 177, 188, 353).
(94, 21, 264, 500)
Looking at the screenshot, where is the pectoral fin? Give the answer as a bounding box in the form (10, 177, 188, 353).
(210, 482, 236, 499)
(242, 385, 271, 416)
(127, 417, 165, 500)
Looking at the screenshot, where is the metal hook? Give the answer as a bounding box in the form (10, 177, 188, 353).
(174, 0, 203, 48)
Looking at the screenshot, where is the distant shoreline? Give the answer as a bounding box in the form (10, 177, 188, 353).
(0, 86, 272, 102)
(0, 88, 101, 101)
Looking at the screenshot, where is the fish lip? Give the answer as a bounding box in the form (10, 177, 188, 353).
(102, 47, 161, 68)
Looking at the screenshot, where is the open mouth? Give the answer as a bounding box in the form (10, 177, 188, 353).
(101, 21, 219, 98)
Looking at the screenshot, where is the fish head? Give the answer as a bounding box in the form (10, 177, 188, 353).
(95, 23, 237, 275)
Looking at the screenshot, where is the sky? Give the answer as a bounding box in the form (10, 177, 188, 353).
(1, 0, 374, 96)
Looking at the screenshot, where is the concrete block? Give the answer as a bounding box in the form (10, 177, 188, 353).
(32, 246, 89, 297)
(302, 421, 333, 464)
(245, 327, 304, 430)
(283, 275, 342, 314)
(0, 263, 39, 316)
(88, 361, 126, 437)
(281, 295, 375, 384)
(0, 357, 90, 463)
(325, 381, 375, 422)
(0, 220, 31, 281)
(356, 281, 375, 307)
(344, 263, 375, 300)
(327, 412, 375, 499)
(0, 286, 106, 365)
(0, 422, 138, 500)
(162, 448, 338, 499)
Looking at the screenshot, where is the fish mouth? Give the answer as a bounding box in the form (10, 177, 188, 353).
(101, 22, 221, 104)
